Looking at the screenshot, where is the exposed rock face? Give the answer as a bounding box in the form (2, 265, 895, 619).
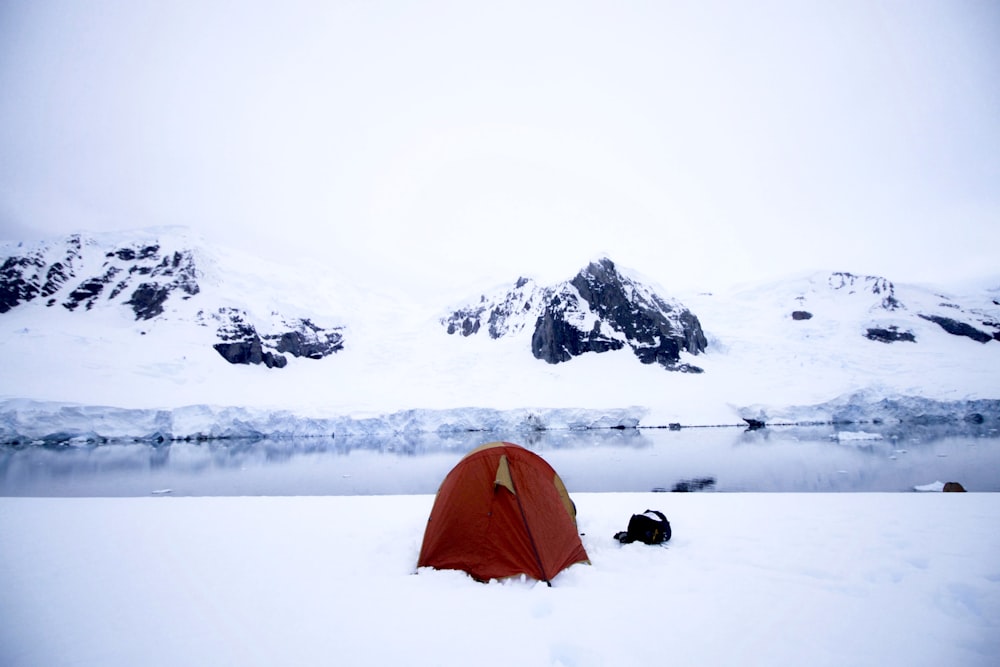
(0, 235, 201, 318)
(865, 326, 916, 343)
(791, 311, 813, 321)
(214, 339, 288, 368)
(0, 233, 345, 368)
(918, 314, 993, 343)
(1, 235, 82, 313)
(444, 276, 543, 340)
(828, 272, 902, 310)
(442, 257, 707, 371)
(531, 286, 626, 363)
(206, 308, 345, 368)
(125, 282, 172, 320)
(911, 291, 998, 343)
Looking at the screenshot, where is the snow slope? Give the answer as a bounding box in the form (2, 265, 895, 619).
(1, 228, 998, 437)
(2, 493, 998, 667)
(681, 272, 1000, 423)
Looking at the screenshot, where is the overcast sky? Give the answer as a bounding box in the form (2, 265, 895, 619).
(1, 1, 998, 295)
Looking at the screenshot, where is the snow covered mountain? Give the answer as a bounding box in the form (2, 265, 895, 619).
(1, 227, 998, 440)
(785, 271, 998, 345)
(441, 257, 707, 372)
(0, 229, 345, 369)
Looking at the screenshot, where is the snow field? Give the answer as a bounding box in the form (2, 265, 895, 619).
(2, 493, 998, 667)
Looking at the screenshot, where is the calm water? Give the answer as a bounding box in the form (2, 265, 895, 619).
(1, 424, 998, 496)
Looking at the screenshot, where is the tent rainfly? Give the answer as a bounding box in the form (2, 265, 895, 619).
(417, 442, 590, 584)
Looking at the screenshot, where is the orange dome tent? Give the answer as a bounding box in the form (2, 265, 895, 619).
(417, 442, 589, 584)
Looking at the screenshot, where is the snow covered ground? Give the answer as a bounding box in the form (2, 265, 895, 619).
(2, 492, 998, 667)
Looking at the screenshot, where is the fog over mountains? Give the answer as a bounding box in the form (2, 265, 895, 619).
(1, 228, 998, 441)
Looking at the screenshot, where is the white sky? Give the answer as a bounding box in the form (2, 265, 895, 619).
(1, 0, 998, 295)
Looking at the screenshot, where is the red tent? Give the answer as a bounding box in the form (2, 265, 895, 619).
(417, 442, 589, 584)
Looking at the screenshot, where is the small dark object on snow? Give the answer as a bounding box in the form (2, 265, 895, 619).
(943, 482, 966, 492)
(614, 510, 671, 545)
(744, 418, 766, 430)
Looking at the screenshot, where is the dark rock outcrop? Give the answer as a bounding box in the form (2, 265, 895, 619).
(126, 283, 172, 320)
(567, 258, 707, 369)
(531, 290, 625, 363)
(866, 326, 916, 343)
(207, 307, 344, 368)
(445, 276, 539, 340)
(791, 310, 813, 321)
(442, 257, 707, 371)
(828, 272, 902, 310)
(213, 339, 288, 368)
(269, 319, 345, 360)
(0, 255, 42, 312)
(63, 267, 120, 312)
(1, 235, 86, 313)
(1, 235, 201, 318)
(918, 314, 993, 343)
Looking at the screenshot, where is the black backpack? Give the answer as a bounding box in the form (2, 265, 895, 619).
(614, 509, 671, 545)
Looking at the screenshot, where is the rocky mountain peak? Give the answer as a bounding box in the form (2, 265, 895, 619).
(442, 257, 707, 372)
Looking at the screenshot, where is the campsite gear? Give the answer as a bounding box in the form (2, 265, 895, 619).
(614, 509, 671, 545)
(417, 442, 590, 584)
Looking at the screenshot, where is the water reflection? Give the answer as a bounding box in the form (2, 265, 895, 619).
(1, 424, 997, 496)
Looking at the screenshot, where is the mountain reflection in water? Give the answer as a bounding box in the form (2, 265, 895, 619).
(1, 424, 998, 496)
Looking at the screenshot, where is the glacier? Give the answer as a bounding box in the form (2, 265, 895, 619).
(2, 393, 997, 446)
(0, 399, 646, 445)
(738, 389, 1000, 428)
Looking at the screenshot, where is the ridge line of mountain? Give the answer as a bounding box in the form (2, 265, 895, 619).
(2, 229, 998, 377)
